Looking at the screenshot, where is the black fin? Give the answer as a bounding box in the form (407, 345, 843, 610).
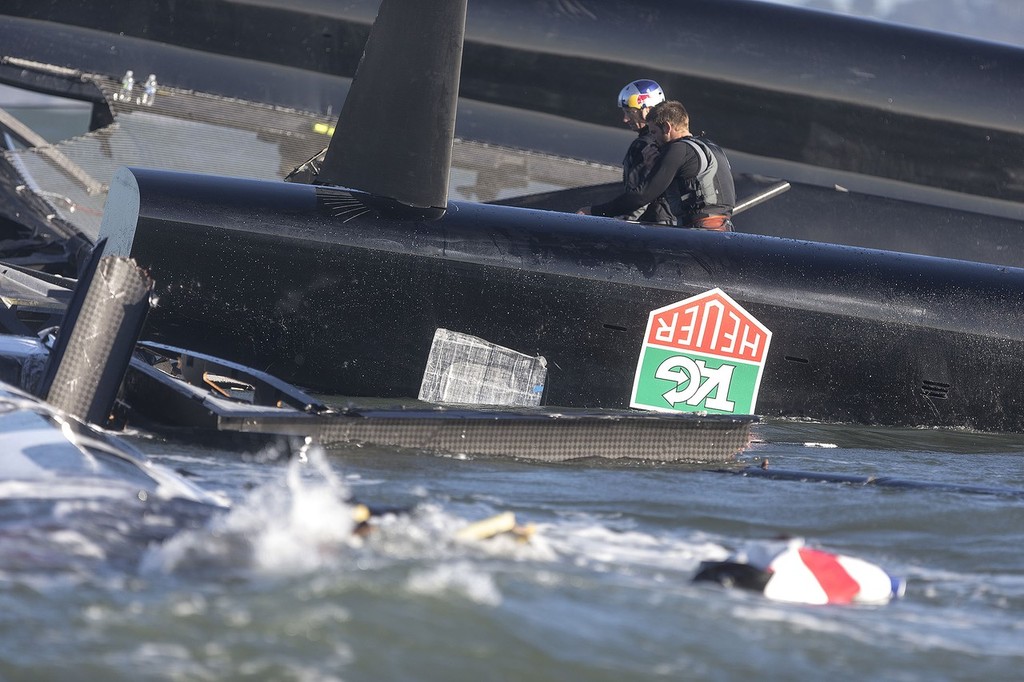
(317, 0, 467, 211)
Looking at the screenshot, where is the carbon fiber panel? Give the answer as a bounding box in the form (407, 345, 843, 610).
(313, 410, 755, 463)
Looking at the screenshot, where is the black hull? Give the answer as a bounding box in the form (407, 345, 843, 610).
(108, 168, 1024, 433)
(500, 179, 1024, 269)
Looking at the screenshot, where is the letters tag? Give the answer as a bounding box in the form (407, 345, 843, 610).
(631, 289, 771, 415)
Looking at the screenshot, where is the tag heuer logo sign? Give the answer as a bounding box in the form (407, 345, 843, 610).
(630, 288, 771, 415)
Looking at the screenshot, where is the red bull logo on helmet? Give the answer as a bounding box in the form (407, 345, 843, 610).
(619, 79, 665, 110)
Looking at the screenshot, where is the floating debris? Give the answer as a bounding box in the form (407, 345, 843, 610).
(694, 537, 905, 605)
(455, 511, 535, 542)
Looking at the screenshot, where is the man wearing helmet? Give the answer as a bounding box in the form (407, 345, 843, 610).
(611, 79, 673, 225)
(580, 100, 736, 231)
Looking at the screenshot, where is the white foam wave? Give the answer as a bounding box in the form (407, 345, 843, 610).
(141, 444, 359, 575)
(141, 445, 549, 579)
(539, 520, 730, 577)
(406, 561, 503, 606)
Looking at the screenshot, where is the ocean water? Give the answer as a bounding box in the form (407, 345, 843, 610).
(0, 419, 1021, 681)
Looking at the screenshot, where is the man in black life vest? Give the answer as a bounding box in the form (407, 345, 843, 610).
(579, 100, 736, 231)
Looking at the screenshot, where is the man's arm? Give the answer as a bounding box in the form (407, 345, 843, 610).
(588, 142, 686, 218)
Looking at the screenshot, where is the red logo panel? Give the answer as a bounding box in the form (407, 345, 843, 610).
(645, 289, 769, 363)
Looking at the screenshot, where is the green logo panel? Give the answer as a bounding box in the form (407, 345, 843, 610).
(632, 347, 761, 414)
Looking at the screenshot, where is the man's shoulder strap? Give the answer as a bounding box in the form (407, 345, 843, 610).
(679, 137, 714, 175)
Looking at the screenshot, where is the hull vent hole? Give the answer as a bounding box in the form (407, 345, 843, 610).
(921, 380, 950, 399)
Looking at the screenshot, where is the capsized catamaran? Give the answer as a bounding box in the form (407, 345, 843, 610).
(87, 0, 1024, 433)
(0, 208, 755, 465)
(0, 0, 1022, 433)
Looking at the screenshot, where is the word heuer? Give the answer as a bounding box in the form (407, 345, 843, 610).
(631, 288, 771, 415)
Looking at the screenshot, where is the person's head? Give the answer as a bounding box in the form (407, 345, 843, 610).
(647, 101, 690, 144)
(617, 79, 666, 131)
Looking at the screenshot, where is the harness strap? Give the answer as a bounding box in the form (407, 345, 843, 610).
(692, 215, 733, 232)
(681, 138, 712, 175)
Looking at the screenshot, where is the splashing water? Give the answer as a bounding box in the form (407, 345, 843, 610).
(141, 441, 360, 576)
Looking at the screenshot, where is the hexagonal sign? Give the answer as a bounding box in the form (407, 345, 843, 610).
(630, 288, 771, 415)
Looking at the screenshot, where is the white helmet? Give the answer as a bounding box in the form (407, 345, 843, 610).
(618, 79, 665, 110)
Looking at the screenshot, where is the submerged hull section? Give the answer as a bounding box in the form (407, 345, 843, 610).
(106, 168, 1024, 432)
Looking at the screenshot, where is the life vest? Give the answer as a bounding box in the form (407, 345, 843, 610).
(674, 135, 736, 223)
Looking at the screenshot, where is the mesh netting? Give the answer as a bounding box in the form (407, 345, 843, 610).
(314, 410, 754, 463)
(2, 67, 620, 242)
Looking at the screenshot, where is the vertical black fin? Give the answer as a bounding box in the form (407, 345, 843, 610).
(317, 0, 467, 211)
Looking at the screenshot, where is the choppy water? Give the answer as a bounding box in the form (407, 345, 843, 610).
(1, 419, 1021, 681)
